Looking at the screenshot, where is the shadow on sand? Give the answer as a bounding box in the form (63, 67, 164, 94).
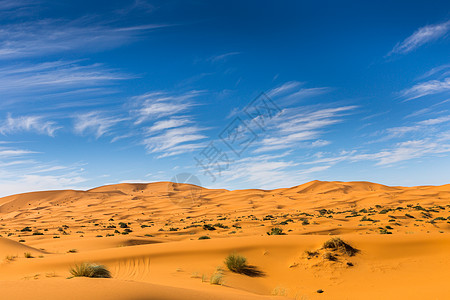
(237, 265, 265, 277)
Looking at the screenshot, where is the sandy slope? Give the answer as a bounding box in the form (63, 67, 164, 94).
(0, 180, 449, 299)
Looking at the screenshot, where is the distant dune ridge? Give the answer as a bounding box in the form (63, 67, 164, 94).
(1, 180, 449, 215)
(0, 180, 449, 299)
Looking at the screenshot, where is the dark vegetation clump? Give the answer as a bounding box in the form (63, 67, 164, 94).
(323, 237, 359, 256)
(267, 227, 285, 235)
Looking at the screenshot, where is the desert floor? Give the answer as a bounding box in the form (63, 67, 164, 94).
(0, 180, 449, 299)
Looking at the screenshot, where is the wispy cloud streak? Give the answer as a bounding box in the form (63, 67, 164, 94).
(74, 112, 127, 139)
(130, 91, 208, 157)
(0, 114, 60, 136)
(388, 20, 450, 55)
(0, 18, 170, 59)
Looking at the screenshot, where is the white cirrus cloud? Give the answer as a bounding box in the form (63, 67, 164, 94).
(0, 113, 61, 136)
(0, 61, 129, 95)
(146, 117, 193, 133)
(74, 112, 127, 139)
(254, 105, 357, 153)
(214, 153, 330, 190)
(388, 20, 450, 56)
(0, 18, 171, 59)
(401, 77, 450, 100)
(143, 126, 207, 158)
(131, 90, 208, 158)
(131, 91, 202, 124)
(208, 51, 241, 63)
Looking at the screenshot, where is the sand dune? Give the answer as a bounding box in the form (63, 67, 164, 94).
(0, 180, 449, 299)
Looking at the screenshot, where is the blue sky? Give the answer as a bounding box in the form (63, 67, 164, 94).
(0, 0, 450, 196)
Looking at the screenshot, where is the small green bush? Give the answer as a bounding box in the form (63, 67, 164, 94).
(214, 223, 229, 229)
(203, 224, 216, 231)
(379, 228, 392, 234)
(267, 227, 285, 235)
(198, 236, 210, 240)
(119, 222, 128, 228)
(69, 263, 111, 278)
(224, 253, 247, 273)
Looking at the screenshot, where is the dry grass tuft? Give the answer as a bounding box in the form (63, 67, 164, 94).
(210, 271, 224, 285)
(69, 262, 111, 278)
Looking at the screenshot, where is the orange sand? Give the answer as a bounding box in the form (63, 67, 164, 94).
(0, 180, 449, 299)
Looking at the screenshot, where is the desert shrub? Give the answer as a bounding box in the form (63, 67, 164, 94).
(301, 219, 310, 225)
(318, 209, 329, 215)
(67, 249, 77, 253)
(379, 228, 392, 234)
(323, 252, 337, 261)
(323, 238, 359, 256)
(198, 236, 210, 240)
(203, 224, 216, 231)
(405, 214, 415, 218)
(421, 212, 432, 218)
(224, 253, 247, 273)
(5, 255, 17, 262)
(21, 227, 32, 232)
(267, 227, 285, 235)
(169, 227, 178, 231)
(214, 223, 229, 229)
(24, 252, 33, 258)
(210, 271, 224, 285)
(69, 263, 111, 278)
(118, 222, 128, 228)
(263, 215, 274, 220)
(33, 231, 44, 235)
(360, 216, 377, 222)
(305, 250, 319, 258)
